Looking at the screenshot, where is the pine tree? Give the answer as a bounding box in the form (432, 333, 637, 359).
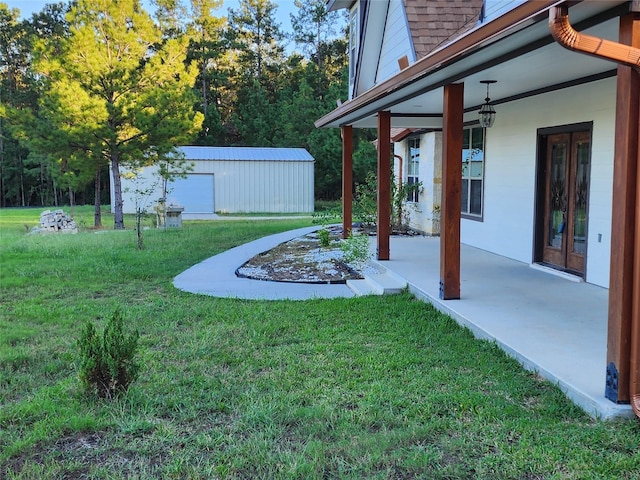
(184, 0, 229, 145)
(228, 0, 284, 82)
(32, 0, 203, 229)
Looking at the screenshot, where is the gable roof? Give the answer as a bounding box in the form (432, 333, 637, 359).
(316, 1, 629, 130)
(178, 147, 314, 162)
(404, 0, 484, 60)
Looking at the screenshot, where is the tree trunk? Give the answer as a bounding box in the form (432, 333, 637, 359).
(94, 165, 102, 228)
(53, 179, 58, 207)
(19, 160, 25, 206)
(68, 185, 75, 217)
(40, 161, 45, 206)
(110, 151, 125, 229)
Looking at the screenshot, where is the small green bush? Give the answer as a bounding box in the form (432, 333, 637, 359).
(340, 232, 372, 267)
(354, 172, 378, 228)
(78, 310, 140, 399)
(317, 225, 331, 248)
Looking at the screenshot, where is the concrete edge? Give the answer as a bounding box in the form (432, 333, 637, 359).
(405, 283, 634, 421)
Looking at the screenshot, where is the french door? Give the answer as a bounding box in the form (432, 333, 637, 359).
(541, 131, 591, 275)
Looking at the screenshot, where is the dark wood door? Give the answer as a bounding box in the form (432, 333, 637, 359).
(542, 131, 590, 275)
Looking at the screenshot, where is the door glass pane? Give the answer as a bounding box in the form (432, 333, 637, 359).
(573, 141, 589, 254)
(548, 143, 566, 248)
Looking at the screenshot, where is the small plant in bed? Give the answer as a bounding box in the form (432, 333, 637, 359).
(317, 225, 332, 248)
(340, 231, 372, 268)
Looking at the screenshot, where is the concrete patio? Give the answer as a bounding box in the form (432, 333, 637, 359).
(371, 235, 634, 421)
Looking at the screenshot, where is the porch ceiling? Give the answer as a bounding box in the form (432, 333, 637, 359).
(317, 1, 630, 130)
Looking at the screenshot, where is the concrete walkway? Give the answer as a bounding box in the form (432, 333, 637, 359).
(173, 228, 634, 420)
(174, 226, 354, 300)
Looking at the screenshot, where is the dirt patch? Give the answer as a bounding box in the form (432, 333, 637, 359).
(235, 226, 370, 284)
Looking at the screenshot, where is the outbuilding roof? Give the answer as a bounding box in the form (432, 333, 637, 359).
(177, 146, 314, 162)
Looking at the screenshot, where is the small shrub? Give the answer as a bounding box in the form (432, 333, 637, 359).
(78, 310, 140, 399)
(340, 232, 372, 267)
(317, 225, 331, 248)
(354, 172, 378, 228)
(353, 171, 424, 232)
(312, 204, 341, 225)
(393, 179, 423, 230)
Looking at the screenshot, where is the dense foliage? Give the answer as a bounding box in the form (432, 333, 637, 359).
(0, 0, 378, 216)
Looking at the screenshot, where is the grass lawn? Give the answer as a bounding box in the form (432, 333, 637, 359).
(1, 206, 639, 479)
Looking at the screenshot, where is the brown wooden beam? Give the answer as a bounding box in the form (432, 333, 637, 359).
(606, 11, 640, 404)
(341, 126, 353, 239)
(377, 111, 391, 260)
(632, 69, 640, 417)
(440, 83, 463, 300)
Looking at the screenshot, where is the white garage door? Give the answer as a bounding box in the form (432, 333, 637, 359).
(167, 174, 214, 213)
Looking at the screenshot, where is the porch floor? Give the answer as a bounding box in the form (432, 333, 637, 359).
(370, 235, 634, 420)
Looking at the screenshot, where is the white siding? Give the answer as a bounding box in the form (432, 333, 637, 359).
(114, 165, 164, 214)
(212, 160, 314, 213)
(376, 1, 414, 84)
(479, 0, 526, 23)
(355, 1, 390, 94)
(461, 77, 615, 288)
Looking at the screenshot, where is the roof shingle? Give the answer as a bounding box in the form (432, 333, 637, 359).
(404, 0, 484, 59)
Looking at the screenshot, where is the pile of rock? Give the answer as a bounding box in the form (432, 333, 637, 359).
(32, 209, 78, 234)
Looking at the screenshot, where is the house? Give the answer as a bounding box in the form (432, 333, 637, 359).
(317, 0, 640, 417)
(112, 146, 315, 218)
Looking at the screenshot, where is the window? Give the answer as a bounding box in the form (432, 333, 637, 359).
(349, 8, 358, 85)
(461, 126, 485, 217)
(407, 137, 420, 203)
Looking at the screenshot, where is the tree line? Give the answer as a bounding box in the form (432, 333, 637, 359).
(0, 0, 377, 228)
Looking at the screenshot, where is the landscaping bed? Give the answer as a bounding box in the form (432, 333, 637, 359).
(235, 226, 371, 284)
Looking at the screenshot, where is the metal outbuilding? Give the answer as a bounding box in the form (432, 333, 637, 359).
(113, 146, 315, 219)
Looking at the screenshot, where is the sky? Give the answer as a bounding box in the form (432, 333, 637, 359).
(5, 0, 299, 33)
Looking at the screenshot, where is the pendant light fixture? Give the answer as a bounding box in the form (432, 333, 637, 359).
(479, 80, 497, 128)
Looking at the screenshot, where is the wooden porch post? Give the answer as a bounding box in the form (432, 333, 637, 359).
(440, 83, 463, 300)
(377, 111, 391, 260)
(342, 126, 353, 239)
(606, 11, 640, 404)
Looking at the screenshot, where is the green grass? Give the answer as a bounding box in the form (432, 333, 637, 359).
(1, 206, 639, 479)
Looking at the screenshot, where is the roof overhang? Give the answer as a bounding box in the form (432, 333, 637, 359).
(316, 0, 632, 130)
(326, 0, 355, 12)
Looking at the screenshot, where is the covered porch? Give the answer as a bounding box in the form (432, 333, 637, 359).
(369, 234, 634, 420)
(317, 1, 640, 419)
